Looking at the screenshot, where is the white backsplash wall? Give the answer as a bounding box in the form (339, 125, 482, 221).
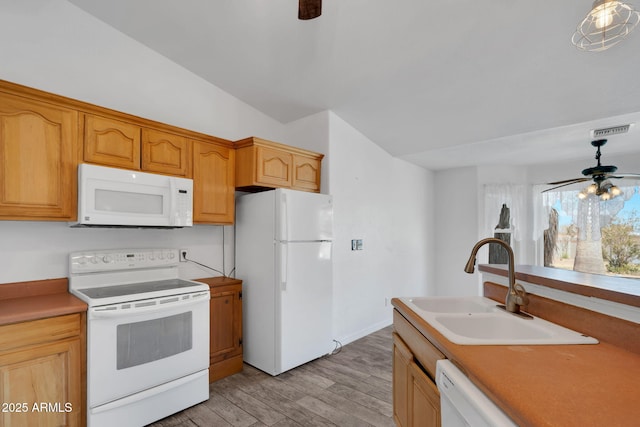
(0, 221, 234, 284)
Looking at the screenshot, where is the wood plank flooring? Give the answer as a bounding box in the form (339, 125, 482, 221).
(147, 326, 395, 427)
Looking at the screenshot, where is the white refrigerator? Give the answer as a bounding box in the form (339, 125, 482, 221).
(235, 188, 333, 376)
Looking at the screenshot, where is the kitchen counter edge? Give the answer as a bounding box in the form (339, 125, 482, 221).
(0, 278, 87, 326)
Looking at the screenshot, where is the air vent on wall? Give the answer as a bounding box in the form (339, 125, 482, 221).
(591, 124, 631, 138)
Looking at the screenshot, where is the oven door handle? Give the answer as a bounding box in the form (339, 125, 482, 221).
(89, 292, 209, 318)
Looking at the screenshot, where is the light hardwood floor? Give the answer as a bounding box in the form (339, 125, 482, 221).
(148, 326, 395, 427)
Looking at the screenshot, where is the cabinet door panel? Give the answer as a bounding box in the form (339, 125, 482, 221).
(0, 93, 78, 219)
(210, 290, 236, 357)
(410, 362, 441, 427)
(84, 114, 140, 169)
(393, 334, 412, 427)
(292, 155, 321, 192)
(0, 338, 82, 427)
(141, 128, 191, 177)
(193, 141, 235, 224)
(256, 146, 292, 187)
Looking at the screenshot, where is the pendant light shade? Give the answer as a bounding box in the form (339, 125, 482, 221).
(572, 0, 640, 51)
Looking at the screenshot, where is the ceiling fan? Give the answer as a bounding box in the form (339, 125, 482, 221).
(544, 139, 640, 199)
(299, 0, 322, 20)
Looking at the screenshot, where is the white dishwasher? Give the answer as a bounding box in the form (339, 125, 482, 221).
(436, 360, 517, 427)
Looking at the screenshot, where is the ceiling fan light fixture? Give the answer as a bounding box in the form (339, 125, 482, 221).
(572, 0, 640, 51)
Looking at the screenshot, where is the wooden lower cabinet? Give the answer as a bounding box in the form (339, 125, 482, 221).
(409, 361, 441, 426)
(0, 314, 85, 427)
(196, 277, 243, 382)
(393, 309, 444, 427)
(393, 333, 441, 427)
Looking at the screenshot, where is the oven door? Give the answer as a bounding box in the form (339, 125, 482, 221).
(87, 291, 209, 407)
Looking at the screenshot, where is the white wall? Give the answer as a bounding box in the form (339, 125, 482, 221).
(0, 222, 234, 284)
(328, 112, 434, 344)
(433, 167, 482, 296)
(0, 0, 284, 143)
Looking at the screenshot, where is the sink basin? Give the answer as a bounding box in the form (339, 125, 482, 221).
(400, 297, 598, 345)
(407, 296, 496, 313)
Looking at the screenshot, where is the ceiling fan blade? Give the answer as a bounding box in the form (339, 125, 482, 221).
(609, 173, 640, 180)
(546, 177, 589, 186)
(542, 178, 590, 193)
(299, 0, 322, 20)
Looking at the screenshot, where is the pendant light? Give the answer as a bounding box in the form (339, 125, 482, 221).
(572, 0, 640, 51)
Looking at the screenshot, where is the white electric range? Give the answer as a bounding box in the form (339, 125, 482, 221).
(69, 248, 210, 427)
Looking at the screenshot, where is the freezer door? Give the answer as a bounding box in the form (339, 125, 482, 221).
(276, 241, 333, 374)
(276, 189, 332, 242)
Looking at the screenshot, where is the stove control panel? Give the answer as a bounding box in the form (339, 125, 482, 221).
(70, 248, 179, 273)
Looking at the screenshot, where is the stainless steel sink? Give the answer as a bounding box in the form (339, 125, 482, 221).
(401, 296, 598, 345)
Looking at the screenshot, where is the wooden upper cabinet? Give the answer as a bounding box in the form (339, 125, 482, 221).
(142, 128, 191, 177)
(84, 114, 140, 170)
(293, 154, 321, 192)
(0, 92, 78, 220)
(255, 145, 293, 187)
(0, 80, 235, 224)
(84, 116, 192, 177)
(193, 140, 235, 224)
(235, 137, 323, 193)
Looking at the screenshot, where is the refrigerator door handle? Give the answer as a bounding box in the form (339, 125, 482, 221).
(280, 243, 288, 290)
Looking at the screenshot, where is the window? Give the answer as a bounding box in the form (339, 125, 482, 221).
(538, 185, 640, 277)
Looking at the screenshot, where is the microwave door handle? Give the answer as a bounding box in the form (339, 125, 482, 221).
(169, 179, 177, 226)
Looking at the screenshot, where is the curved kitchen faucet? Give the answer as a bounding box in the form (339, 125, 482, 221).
(464, 237, 530, 317)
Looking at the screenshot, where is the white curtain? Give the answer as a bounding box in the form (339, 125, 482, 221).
(483, 184, 527, 263)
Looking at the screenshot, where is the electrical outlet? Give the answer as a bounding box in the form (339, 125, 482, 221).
(180, 249, 188, 262)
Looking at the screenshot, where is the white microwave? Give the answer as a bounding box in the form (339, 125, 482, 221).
(75, 164, 193, 228)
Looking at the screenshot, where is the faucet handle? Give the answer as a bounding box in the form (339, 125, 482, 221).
(513, 282, 529, 307)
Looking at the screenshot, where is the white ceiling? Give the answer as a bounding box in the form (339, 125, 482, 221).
(67, 0, 640, 170)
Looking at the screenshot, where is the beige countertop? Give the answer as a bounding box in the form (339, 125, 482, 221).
(0, 278, 87, 326)
(392, 290, 640, 427)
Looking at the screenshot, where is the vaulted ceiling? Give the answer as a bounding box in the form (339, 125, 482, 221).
(68, 0, 640, 170)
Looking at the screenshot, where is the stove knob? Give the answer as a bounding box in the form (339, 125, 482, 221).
(102, 255, 113, 264)
(158, 252, 165, 260)
(90, 256, 99, 264)
(167, 252, 175, 260)
(77, 256, 87, 265)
